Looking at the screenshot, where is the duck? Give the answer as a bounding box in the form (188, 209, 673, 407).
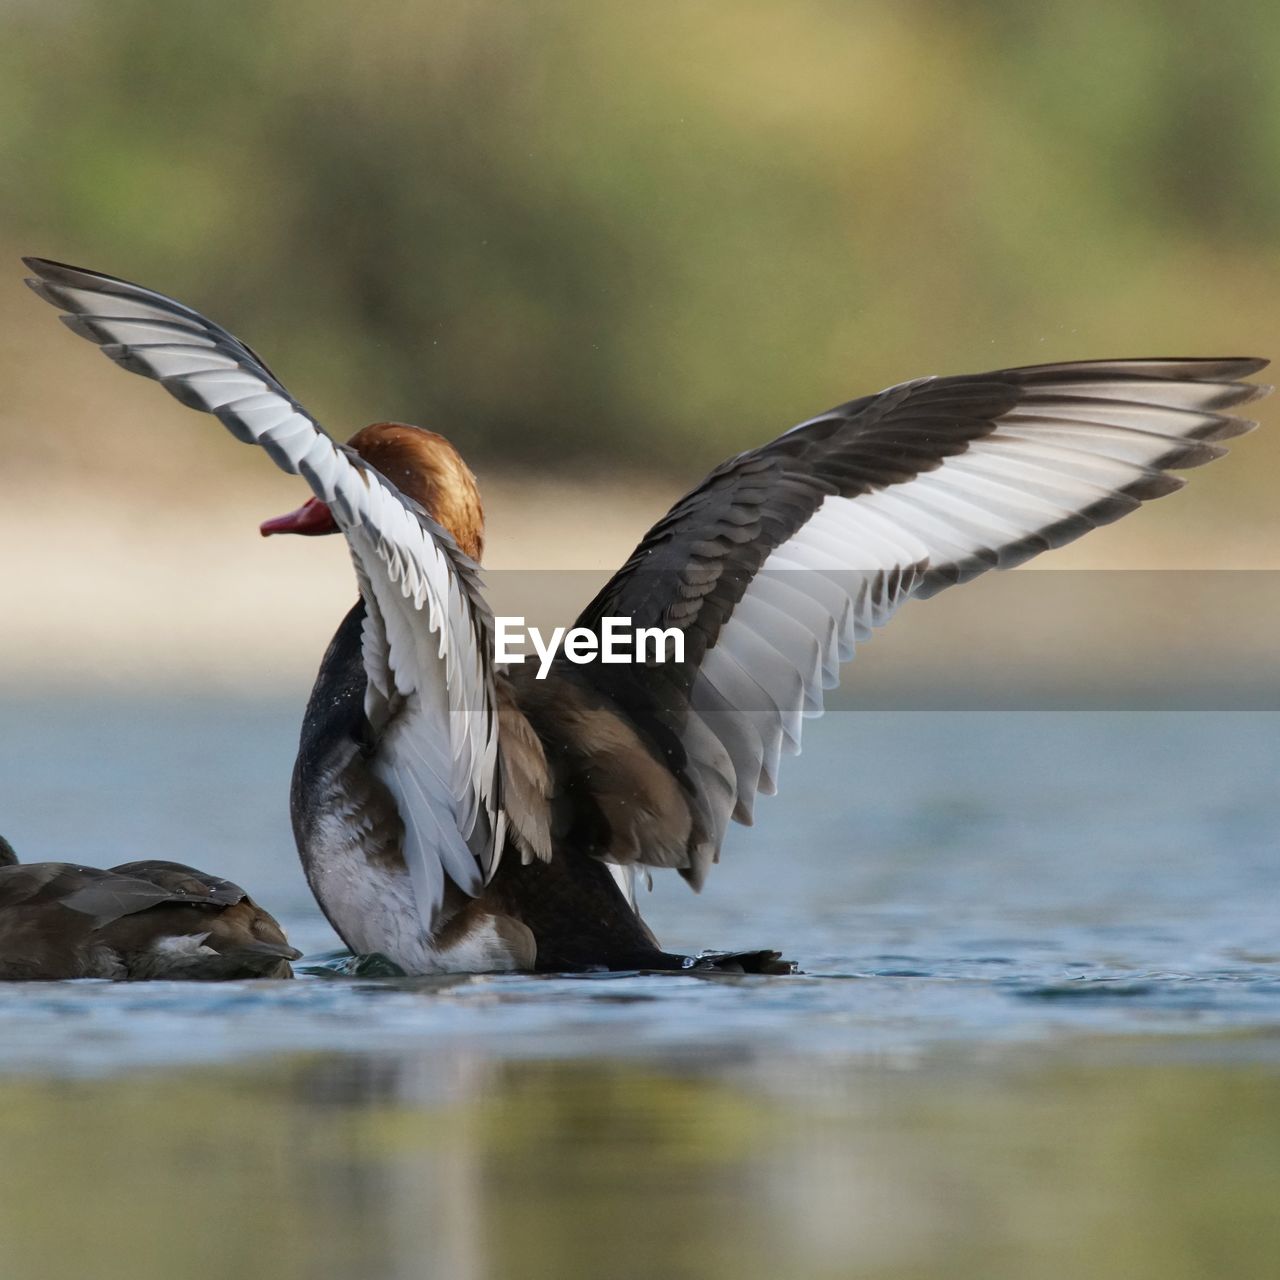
(22, 257, 1269, 975)
(0, 835, 300, 980)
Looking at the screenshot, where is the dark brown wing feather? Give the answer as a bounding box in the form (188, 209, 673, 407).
(551, 358, 1268, 887)
(111, 860, 246, 906)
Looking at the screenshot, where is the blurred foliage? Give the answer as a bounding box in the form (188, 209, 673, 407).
(2, 0, 1279, 477)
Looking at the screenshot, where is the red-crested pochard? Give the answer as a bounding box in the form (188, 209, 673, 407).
(24, 257, 1269, 975)
(0, 836, 300, 980)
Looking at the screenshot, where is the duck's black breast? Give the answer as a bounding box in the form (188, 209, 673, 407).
(290, 601, 420, 958)
(294, 601, 371, 799)
(292, 600, 380, 864)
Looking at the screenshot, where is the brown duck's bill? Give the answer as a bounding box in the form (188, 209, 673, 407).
(260, 496, 338, 537)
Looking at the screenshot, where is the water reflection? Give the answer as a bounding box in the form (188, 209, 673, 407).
(0, 706, 1277, 1276)
(0, 1042, 1277, 1280)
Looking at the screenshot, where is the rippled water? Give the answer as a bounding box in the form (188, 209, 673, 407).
(1, 700, 1278, 1278)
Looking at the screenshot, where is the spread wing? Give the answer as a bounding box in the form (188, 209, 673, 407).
(24, 257, 505, 927)
(565, 358, 1269, 887)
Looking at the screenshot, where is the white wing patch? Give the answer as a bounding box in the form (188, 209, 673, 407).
(679, 370, 1264, 882)
(25, 258, 503, 929)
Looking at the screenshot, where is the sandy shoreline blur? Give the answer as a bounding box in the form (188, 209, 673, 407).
(4, 467, 1278, 696)
(0, 471, 669, 692)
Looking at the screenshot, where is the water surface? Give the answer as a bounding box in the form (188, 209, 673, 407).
(0, 702, 1277, 1278)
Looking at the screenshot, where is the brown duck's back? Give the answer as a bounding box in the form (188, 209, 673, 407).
(0, 857, 300, 981)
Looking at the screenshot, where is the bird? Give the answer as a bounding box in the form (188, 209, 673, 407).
(23, 256, 1269, 975)
(0, 835, 301, 980)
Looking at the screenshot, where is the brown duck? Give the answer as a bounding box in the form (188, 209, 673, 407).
(23, 258, 1269, 975)
(0, 836, 300, 980)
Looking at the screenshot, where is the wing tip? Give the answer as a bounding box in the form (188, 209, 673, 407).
(1233, 382, 1273, 408)
(23, 257, 84, 294)
(22, 275, 54, 305)
(22, 256, 116, 290)
(1217, 356, 1270, 379)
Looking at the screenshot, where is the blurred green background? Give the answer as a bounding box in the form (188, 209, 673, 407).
(3, 0, 1278, 483)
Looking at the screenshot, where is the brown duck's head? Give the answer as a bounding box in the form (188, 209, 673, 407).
(260, 423, 485, 561)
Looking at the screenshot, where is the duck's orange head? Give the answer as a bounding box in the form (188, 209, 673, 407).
(260, 423, 485, 561)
